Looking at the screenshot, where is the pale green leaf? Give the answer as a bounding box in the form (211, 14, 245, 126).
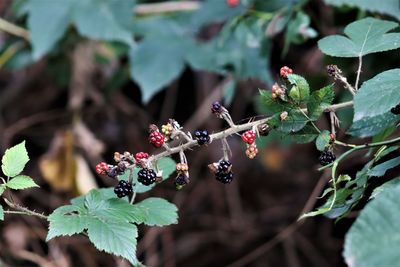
(318, 17, 400, 57)
(368, 157, 400, 177)
(0, 205, 3, 221)
(287, 74, 310, 103)
(0, 185, 5, 196)
(6, 175, 38, 190)
(2, 141, 29, 178)
(316, 130, 331, 151)
(370, 177, 400, 199)
(348, 112, 399, 137)
(344, 184, 400, 267)
(133, 198, 178, 226)
(307, 85, 335, 120)
(324, 0, 400, 20)
(87, 219, 138, 265)
(353, 69, 400, 121)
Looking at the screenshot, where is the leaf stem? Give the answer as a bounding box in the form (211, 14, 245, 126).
(355, 55, 363, 90)
(3, 198, 48, 220)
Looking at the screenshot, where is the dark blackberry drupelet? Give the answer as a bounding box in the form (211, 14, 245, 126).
(318, 150, 336, 166)
(114, 180, 133, 198)
(215, 171, 234, 184)
(174, 173, 190, 189)
(194, 130, 210, 145)
(218, 160, 232, 173)
(137, 168, 157, 186)
(211, 101, 222, 114)
(390, 103, 400, 115)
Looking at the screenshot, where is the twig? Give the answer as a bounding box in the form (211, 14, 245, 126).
(3, 198, 48, 220)
(355, 55, 363, 90)
(149, 101, 353, 163)
(0, 17, 29, 40)
(134, 1, 200, 15)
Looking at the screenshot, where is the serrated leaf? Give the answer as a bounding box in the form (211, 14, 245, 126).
(2, 141, 29, 178)
(258, 90, 296, 114)
(47, 205, 88, 240)
(6, 175, 38, 190)
(0, 185, 5, 196)
(367, 157, 400, 177)
(354, 69, 400, 121)
(133, 198, 178, 226)
(307, 85, 335, 120)
(286, 74, 310, 103)
(135, 157, 176, 193)
(324, 0, 400, 20)
(87, 219, 138, 265)
(370, 177, 400, 199)
(343, 184, 400, 267)
(318, 17, 400, 57)
(278, 110, 309, 133)
(348, 112, 399, 137)
(316, 130, 331, 151)
(0, 205, 3, 221)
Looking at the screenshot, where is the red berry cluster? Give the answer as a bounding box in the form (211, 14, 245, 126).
(95, 162, 109, 175)
(135, 152, 149, 162)
(226, 0, 240, 7)
(280, 66, 293, 79)
(241, 130, 256, 144)
(149, 131, 165, 148)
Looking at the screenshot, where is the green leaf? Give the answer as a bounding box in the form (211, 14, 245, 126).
(0, 185, 5, 196)
(1, 141, 29, 178)
(343, 184, 400, 267)
(129, 37, 188, 103)
(6, 175, 39, 190)
(286, 74, 310, 103)
(348, 112, 399, 137)
(368, 157, 400, 177)
(258, 90, 296, 114)
(324, 0, 400, 20)
(318, 17, 400, 57)
(278, 110, 309, 133)
(26, 0, 135, 60)
(26, 0, 73, 59)
(316, 130, 331, 151)
(370, 177, 400, 199)
(0, 205, 3, 221)
(135, 157, 176, 193)
(133, 198, 178, 226)
(307, 85, 335, 120)
(88, 219, 138, 265)
(354, 69, 400, 121)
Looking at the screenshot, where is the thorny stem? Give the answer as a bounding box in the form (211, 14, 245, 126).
(0, 17, 29, 40)
(355, 55, 363, 90)
(3, 198, 48, 220)
(148, 101, 354, 164)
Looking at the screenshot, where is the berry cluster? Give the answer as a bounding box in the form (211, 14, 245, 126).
(114, 180, 133, 198)
(95, 162, 109, 175)
(241, 130, 256, 144)
(319, 150, 336, 166)
(271, 83, 285, 99)
(391, 103, 400, 115)
(138, 168, 157, 186)
(174, 162, 190, 189)
(194, 130, 210, 145)
(161, 123, 174, 139)
(215, 160, 234, 184)
(280, 66, 293, 79)
(211, 101, 222, 114)
(135, 152, 149, 162)
(257, 123, 270, 136)
(246, 145, 258, 159)
(149, 131, 165, 148)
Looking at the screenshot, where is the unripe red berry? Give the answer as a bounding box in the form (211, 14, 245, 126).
(330, 133, 336, 141)
(280, 66, 293, 79)
(241, 130, 256, 144)
(95, 162, 109, 175)
(149, 131, 165, 148)
(135, 152, 149, 162)
(246, 145, 258, 159)
(226, 0, 240, 7)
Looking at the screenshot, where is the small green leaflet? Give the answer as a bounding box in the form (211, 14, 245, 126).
(343, 184, 400, 267)
(315, 130, 330, 151)
(286, 74, 310, 103)
(307, 85, 335, 120)
(1, 141, 29, 178)
(367, 156, 400, 177)
(318, 17, 400, 57)
(6, 175, 38, 190)
(0, 185, 6, 196)
(132, 198, 178, 226)
(0, 205, 3, 221)
(324, 0, 400, 21)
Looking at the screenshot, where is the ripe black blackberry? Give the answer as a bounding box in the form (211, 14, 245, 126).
(319, 150, 336, 166)
(137, 168, 157, 186)
(106, 167, 120, 178)
(194, 130, 210, 145)
(215, 171, 234, 184)
(174, 173, 190, 189)
(391, 103, 400, 115)
(114, 180, 133, 198)
(211, 101, 222, 114)
(218, 160, 232, 173)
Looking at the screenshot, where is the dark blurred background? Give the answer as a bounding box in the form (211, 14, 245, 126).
(0, 0, 399, 266)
